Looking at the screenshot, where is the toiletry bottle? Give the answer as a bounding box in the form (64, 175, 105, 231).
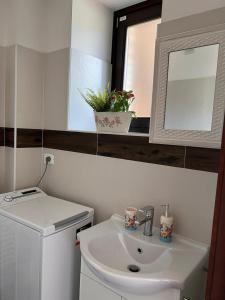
(160, 204, 173, 243)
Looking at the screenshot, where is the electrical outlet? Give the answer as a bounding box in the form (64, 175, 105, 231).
(44, 154, 55, 165)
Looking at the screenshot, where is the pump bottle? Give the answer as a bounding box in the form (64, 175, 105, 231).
(160, 204, 174, 243)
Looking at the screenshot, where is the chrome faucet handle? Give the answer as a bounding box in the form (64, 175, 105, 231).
(139, 206, 154, 218)
(137, 206, 154, 236)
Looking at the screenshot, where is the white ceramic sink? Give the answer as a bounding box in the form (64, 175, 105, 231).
(78, 214, 208, 295)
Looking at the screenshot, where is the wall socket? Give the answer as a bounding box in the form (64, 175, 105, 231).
(44, 154, 55, 165)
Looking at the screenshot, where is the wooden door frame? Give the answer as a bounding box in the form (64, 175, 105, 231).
(206, 114, 225, 299)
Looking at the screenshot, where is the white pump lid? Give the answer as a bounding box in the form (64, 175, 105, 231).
(161, 204, 170, 218)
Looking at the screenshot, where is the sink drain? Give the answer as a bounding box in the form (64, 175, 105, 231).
(137, 247, 143, 254)
(127, 265, 140, 273)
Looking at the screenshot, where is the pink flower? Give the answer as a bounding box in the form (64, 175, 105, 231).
(129, 94, 134, 98)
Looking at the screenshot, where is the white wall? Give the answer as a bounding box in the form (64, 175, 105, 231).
(43, 150, 217, 244)
(44, 48, 70, 130)
(0, 46, 6, 193)
(162, 0, 225, 22)
(0, 0, 72, 53)
(15, 148, 42, 190)
(17, 46, 45, 129)
(0, 147, 5, 192)
(68, 49, 112, 131)
(69, 0, 113, 132)
(0, 46, 5, 127)
(0, 0, 8, 46)
(45, 0, 73, 53)
(98, 0, 143, 10)
(71, 0, 113, 62)
(6, 0, 46, 52)
(1, 0, 74, 191)
(4, 147, 15, 192)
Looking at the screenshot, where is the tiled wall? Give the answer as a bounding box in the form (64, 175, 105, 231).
(44, 48, 70, 130)
(0, 41, 219, 244)
(17, 46, 45, 129)
(0, 47, 5, 191)
(0, 0, 221, 246)
(42, 148, 218, 244)
(0, 147, 5, 191)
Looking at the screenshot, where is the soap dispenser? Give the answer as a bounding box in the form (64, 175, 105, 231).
(160, 204, 173, 243)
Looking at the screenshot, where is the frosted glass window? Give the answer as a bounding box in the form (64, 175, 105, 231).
(123, 18, 161, 117)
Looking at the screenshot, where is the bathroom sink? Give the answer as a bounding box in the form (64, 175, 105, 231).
(78, 214, 208, 295)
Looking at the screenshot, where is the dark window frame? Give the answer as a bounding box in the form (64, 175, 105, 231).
(111, 0, 162, 133)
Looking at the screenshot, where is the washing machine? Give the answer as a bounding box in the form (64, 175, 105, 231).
(0, 187, 94, 300)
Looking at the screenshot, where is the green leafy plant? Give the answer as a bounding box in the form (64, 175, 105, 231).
(81, 86, 135, 113)
(81, 87, 112, 112)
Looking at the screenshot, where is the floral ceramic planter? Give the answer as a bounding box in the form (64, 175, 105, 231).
(94, 112, 132, 133)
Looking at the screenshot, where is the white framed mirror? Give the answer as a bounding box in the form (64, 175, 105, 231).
(150, 29, 225, 148)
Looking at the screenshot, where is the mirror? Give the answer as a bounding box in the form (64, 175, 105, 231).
(164, 44, 219, 131)
(150, 28, 225, 148)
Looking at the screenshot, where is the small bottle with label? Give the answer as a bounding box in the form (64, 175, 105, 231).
(160, 204, 174, 243)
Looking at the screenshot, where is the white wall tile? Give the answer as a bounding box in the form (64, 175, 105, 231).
(15, 148, 42, 190)
(4, 147, 15, 192)
(71, 0, 113, 62)
(43, 149, 217, 244)
(68, 49, 112, 131)
(0, 147, 5, 193)
(5, 46, 16, 128)
(45, 0, 73, 52)
(6, 0, 46, 52)
(17, 46, 44, 129)
(44, 49, 70, 130)
(0, 46, 5, 127)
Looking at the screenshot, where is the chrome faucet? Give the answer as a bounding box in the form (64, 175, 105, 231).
(135, 206, 154, 236)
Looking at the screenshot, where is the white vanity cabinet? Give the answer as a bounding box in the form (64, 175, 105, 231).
(80, 273, 122, 300)
(78, 215, 207, 300)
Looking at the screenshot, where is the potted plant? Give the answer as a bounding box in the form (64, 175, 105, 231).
(82, 86, 135, 133)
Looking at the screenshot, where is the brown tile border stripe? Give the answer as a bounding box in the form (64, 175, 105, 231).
(0, 127, 4, 146)
(1, 128, 221, 173)
(5, 127, 14, 147)
(97, 134, 185, 168)
(43, 130, 97, 155)
(5, 128, 42, 148)
(97, 134, 220, 173)
(17, 128, 42, 148)
(186, 147, 220, 173)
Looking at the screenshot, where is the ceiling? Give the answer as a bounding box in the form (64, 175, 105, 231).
(97, 0, 145, 11)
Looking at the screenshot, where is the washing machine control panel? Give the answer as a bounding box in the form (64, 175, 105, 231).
(0, 188, 45, 207)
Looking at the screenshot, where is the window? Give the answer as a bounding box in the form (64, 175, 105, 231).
(111, 0, 162, 133)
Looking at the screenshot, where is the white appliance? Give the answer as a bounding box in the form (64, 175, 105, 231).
(0, 187, 94, 300)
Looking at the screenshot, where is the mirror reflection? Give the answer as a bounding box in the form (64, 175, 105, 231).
(164, 44, 219, 131)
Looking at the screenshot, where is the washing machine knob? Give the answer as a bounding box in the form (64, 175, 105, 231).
(4, 195, 13, 202)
